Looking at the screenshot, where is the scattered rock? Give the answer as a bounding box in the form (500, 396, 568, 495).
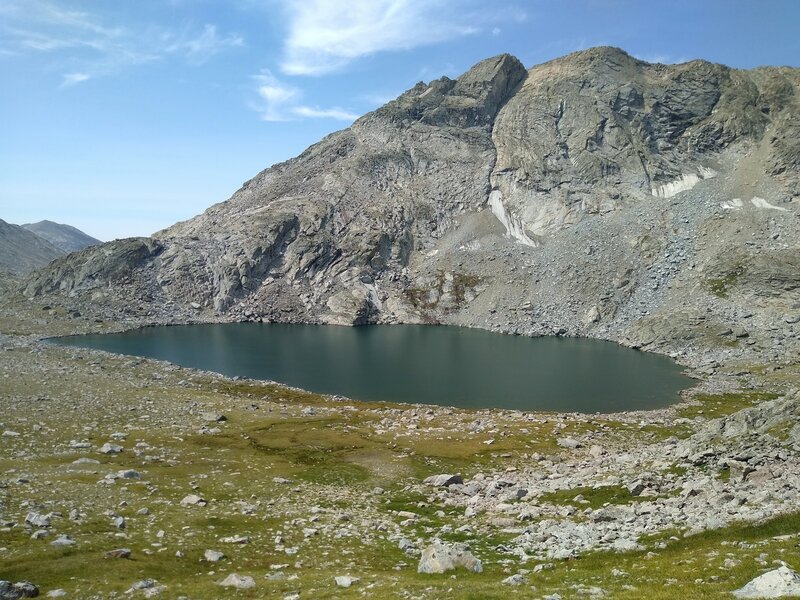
(98, 443, 123, 455)
(50, 535, 75, 547)
(557, 437, 582, 450)
(418, 541, 483, 574)
(423, 474, 464, 487)
(732, 565, 800, 598)
(217, 574, 255, 590)
(199, 412, 226, 422)
(627, 480, 646, 496)
(220, 535, 250, 544)
(179, 494, 206, 507)
(24, 513, 50, 528)
(0, 581, 39, 599)
(334, 576, 359, 588)
(502, 574, 525, 585)
(204, 550, 225, 562)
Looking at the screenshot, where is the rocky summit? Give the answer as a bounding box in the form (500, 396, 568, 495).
(22, 47, 799, 368)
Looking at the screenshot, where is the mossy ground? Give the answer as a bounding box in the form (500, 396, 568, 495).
(677, 391, 781, 420)
(1, 302, 799, 598)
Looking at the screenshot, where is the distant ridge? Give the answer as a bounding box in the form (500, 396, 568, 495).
(0, 218, 65, 275)
(22, 220, 101, 253)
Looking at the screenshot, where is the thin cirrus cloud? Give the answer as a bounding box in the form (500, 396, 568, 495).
(279, 0, 488, 76)
(253, 70, 359, 122)
(0, 0, 244, 84)
(60, 72, 91, 88)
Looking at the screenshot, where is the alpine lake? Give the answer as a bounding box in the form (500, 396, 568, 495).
(52, 323, 693, 413)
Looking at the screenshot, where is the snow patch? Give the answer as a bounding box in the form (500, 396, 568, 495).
(751, 197, 788, 211)
(651, 167, 717, 199)
(488, 190, 536, 247)
(721, 198, 744, 210)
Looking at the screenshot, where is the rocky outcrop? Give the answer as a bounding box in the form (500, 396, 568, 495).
(21, 47, 800, 364)
(24, 238, 163, 296)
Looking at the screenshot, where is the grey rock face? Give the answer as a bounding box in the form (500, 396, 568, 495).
(21, 48, 800, 363)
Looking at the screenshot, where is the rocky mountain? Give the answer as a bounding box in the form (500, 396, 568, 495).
(23, 47, 800, 365)
(21, 220, 101, 253)
(0, 218, 65, 276)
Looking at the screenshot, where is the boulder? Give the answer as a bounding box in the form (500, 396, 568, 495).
(103, 548, 132, 559)
(423, 474, 464, 487)
(557, 437, 582, 449)
(217, 574, 255, 590)
(24, 513, 50, 528)
(732, 565, 800, 598)
(334, 576, 359, 588)
(98, 443, 123, 455)
(179, 494, 206, 507)
(204, 549, 225, 562)
(418, 541, 483, 574)
(0, 581, 39, 599)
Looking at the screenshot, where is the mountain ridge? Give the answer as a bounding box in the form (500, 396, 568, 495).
(21, 46, 800, 367)
(0, 218, 65, 276)
(21, 220, 101, 253)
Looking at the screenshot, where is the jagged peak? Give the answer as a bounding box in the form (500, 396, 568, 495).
(456, 53, 526, 85)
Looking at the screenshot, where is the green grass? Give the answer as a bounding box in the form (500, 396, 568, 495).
(529, 512, 800, 600)
(539, 485, 642, 509)
(707, 261, 746, 299)
(678, 391, 780, 420)
(2, 300, 799, 599)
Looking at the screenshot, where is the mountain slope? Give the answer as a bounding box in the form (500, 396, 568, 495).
(24, 47, 800, 365)
(0, 219, 65, 276)
(22, 220, 101, 253)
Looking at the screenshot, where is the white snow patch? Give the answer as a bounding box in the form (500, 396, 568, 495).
(488, 190, 536, 247)
(458, 241, 481, 251)
(721, 198, 744, 210)
(651, 167, 717, 199)
(751, 197, 788, 211)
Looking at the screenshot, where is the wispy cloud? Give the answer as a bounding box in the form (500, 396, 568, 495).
(279, 0, 490, 76)
(161, 24, 244, 66)
(0, 0, 244, 84)
(252, 70, 359, 122)
(292, 106, 359, 121)
(253, 70, 300, 121)
(60, 72, 91, 88)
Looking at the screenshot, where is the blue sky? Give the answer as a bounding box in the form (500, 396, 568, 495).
(1, 0, 798, 240)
